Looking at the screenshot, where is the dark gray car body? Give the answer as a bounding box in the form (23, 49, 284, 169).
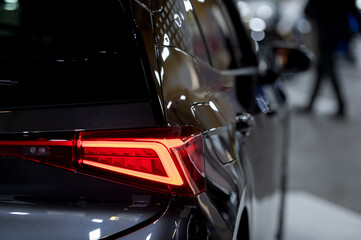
(0, 0, 299, 239)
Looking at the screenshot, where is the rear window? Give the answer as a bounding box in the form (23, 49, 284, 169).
(0, 0, 149, 109)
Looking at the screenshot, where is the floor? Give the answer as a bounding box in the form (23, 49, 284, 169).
(283, 57, 361, 239)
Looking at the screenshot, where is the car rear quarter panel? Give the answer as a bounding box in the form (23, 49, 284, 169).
(156, 42, 248, 234)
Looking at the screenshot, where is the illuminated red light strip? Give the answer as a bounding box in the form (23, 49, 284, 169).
(0, 140, 73, 146)
(81, 140, 184, 186)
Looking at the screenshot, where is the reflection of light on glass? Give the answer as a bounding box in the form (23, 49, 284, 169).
(174, 13, 182, 27)
(163, 34, 170, 46)
(197, 0, 204, 3)
(209, 101, 218, 112)
(146, 233, 152, 240)
(92, 219, 103, 223)
(154, 70, 161, 85)
(161, 47, 170, 62)
(167, 101, 172, 109)
(256, 4, 273, 19)
(160, 67, 164, 82)
(180, 95, 186, 100)
(357, 0, 361, 9)
(89, 228, 101, 240)
(251, 30, 265, 41)
(5, 0, 18, 3)
(110, 216, 119, 221)
(183, 0, 193, 11)
(10, 212, 29, 215)
(174, 13, 185, 28)
(249, 18, 266, 31)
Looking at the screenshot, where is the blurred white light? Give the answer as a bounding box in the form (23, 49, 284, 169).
(276, 0, 305, 35)
(249, 18, 266, 32)
(109, 216, 119, 221)
(251, 30, 265, 41)
(10, 212, 29, 215)
(254, 41, 259, 51)
(258, 58, 269, 73)
(89, 229, 101, 240)
(209, 101, 218, 112)
(256, 4, 273, 19)
(163, 34, 170, 46)
(161, 47, 170, 62)
(174, 13, 184, 27)
(357, 0, 361, 9)
(296, 18, 312, 34)
(92, 219, 103, 223)
(4, 0, 18, 3)
(237, 1, 252, 19)
(4, 3, 18, 11)
(183, 0, 193, 11)
(180, 95, 186, 100)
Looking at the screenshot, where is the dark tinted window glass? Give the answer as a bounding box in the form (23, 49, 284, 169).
(191, 0, 243, 70)
(183, 0, 210, 63)
(0, 0, 149, 109)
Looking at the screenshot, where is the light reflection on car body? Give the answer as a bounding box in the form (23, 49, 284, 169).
(0, 0, 310, 239)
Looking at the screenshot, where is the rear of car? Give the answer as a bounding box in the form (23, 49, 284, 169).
(0, 0, 293, 239)
(0, 0, 200, 239)
(0, 0, 245, 238)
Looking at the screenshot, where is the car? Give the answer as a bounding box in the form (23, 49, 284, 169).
(0, 0, 309, 239)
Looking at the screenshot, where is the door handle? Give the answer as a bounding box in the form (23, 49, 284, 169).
(236, 113, 255, 136)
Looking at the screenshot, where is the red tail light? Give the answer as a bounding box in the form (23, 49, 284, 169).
(80, 140, 184, 186)
(0, 127, 205, 196)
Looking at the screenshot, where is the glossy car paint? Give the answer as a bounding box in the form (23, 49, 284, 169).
(0, 0, 291, 239)
(134, 0, 289, 238)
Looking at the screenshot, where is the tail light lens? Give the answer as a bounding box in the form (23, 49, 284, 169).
(0, 127, 205, 196)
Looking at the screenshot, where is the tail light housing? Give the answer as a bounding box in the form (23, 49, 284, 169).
(0, 127, 205, 196)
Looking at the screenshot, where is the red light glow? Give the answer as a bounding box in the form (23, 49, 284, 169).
(81, 140, 184, 186)
(0, 127, 205, 196)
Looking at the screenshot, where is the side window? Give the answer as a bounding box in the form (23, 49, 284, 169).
(183, 0, 210, 63)
(191, 0, 243, 70)
(153, 0, 209, 62)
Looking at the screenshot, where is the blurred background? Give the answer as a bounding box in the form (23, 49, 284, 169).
(238, 0, 361, 239)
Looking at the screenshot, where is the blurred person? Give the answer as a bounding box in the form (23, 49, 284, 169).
(304, 0, 361, 117)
